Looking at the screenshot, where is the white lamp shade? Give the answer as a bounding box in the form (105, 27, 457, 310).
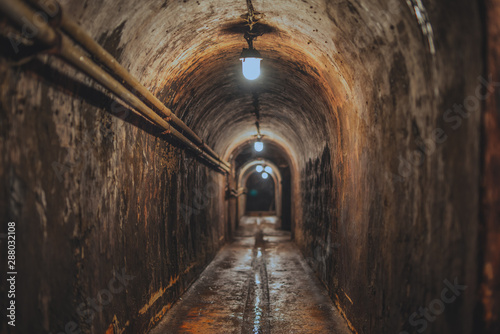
(254, 141, 264, 152)
(241, 57, 262, 80)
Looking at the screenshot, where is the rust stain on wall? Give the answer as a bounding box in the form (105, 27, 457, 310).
(146, 304, 173, 332)
(139, 288, 167, 315)
(334, 293, 359, 334)
(138, 262, 198, 316)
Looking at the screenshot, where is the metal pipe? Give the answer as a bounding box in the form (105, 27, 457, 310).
(0, 0, 230, 174)
(58, 35, 231, 174)
(0, 0, 59, 47)
(55, 4, 230, 170)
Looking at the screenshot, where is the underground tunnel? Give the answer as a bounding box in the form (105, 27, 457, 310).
(1, 0, 500, 333)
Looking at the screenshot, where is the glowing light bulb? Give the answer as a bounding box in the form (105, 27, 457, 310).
(256, 165, 264, 173)
(261, 172, 269, 179)
(254, 141, 263, 152)
(240, 57, 262, 80)
(264, 166, 272, 174)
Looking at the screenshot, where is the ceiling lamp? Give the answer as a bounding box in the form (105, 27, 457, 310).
(261, 172, 269, 179)
(254, 138, 264, 152)
(240, 48, 262, 80)
(264, 166, 272, 174)
(256, 165, 264, 172)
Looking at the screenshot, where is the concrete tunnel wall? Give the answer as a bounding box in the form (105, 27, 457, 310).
(0, 0, 495, 333)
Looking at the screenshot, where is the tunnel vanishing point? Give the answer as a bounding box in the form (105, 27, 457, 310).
(1, 0, 500, 333)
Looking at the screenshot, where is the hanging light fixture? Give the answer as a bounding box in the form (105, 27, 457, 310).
(254, 138, 263, 152)
(240, 48, 262, 80)
(261, 172, 269, 179)
(240, 0, 263, 80)
(256, 165, 264, 172)
(264, 166, 272, 174)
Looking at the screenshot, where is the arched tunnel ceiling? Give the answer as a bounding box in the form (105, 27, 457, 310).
(63, 0, 436, 167)
(232, 140, 292, 171)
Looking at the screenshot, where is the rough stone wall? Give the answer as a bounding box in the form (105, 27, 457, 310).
(294, 0, 484, 333)
(481, 0, 500, 332)
(0, 57, 227, 333)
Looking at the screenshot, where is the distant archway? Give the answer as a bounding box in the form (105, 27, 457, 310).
(245, 171, 275, 212)
(237, 159, 283, 227)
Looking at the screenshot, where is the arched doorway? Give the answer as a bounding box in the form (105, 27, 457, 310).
(237, 159, 284, 226)
(245, 170, 275, 213)
(226, 139, 297, 234)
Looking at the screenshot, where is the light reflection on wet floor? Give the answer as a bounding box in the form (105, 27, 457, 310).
(150, 217, 351, 334)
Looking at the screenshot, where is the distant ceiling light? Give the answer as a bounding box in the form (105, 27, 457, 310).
(256, 165, 264, 173)
(261, 172, 269, 179)
(254, 139, 263, 152)
(240, 48, 262, 80)
(264, 166, 272, 174)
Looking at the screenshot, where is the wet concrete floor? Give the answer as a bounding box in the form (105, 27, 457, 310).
(150, 217, 351, 334)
